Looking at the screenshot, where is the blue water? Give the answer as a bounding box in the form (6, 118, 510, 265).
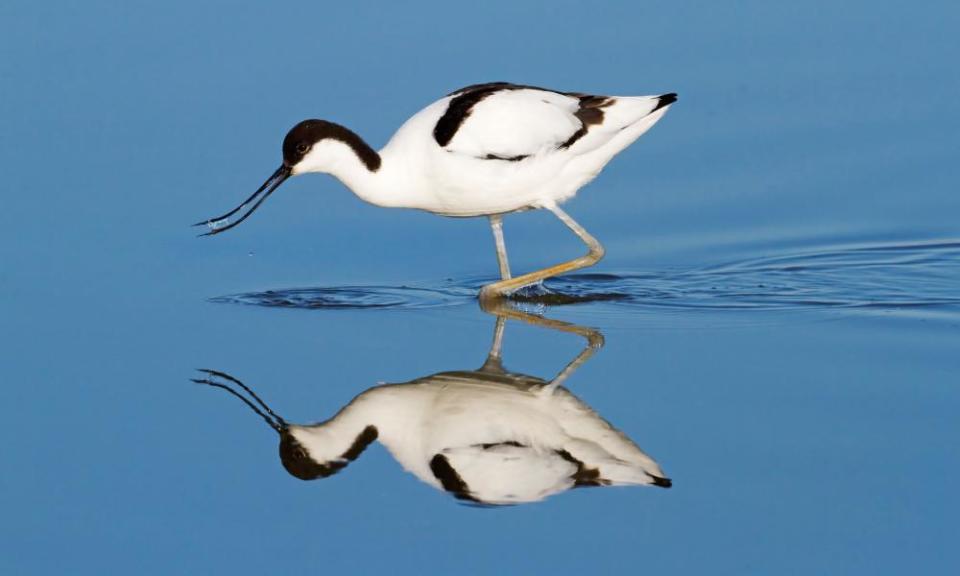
(1, 1, 958, 574)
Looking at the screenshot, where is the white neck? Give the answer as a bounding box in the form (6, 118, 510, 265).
(294, 138, 416, 209)
(287, 385, 412, 463)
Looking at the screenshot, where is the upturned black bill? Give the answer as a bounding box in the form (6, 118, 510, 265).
(191, 369, 287, 432)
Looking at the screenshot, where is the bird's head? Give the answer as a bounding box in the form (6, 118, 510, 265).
(283, 119, 358, 175)
(278, 427, 347, 480)
(192, 369, 376, 481)
(194, 119, 379, 236)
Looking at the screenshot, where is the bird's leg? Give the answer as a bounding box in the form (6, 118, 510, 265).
(480, 298, 604, 350)
(479, 314, 507, 373)
(489, 214, 512, 280)
(479, 204, 605, 301)
(478, 298, 604, 394)
(541, 341, 599, 395)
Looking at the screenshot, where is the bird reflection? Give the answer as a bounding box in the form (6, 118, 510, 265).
(194, 302, 670, 505)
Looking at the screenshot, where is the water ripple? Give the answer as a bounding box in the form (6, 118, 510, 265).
(210, 283, 476, 310)
(211, 239, 960, 318)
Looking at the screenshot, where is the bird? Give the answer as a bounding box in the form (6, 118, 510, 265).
(192, 304, 671, 505)
(195, 82, 677, 299)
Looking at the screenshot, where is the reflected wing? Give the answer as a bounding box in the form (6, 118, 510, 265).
(431, 444, 578, 505)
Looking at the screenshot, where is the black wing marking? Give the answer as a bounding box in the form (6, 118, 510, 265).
(483, 153, 529, 162)
(555, 449, 610, 487)
(429, 453, 482, 503)
(434, 82, 617, 153)
(559, 95, 614, 149)
(652, 92, 678, 112)
(555, 449, 672, 488)
(434, 83, 524, 147)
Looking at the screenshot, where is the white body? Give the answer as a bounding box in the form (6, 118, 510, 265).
(289, 370, 667, 505)
(296, 87, 674, 217)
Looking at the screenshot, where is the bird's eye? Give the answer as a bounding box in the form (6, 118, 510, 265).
(295, 143, 309, 154)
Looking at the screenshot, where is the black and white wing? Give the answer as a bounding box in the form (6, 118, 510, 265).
(433, 82, 675, 160)
(430, 443, 580, 505)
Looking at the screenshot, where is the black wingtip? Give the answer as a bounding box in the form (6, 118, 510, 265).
(650, 475, 673, 488)
(652, 93, 678, 112)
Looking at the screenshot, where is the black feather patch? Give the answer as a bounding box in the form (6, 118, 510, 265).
(434, 83, 521, 147)
(483, 153, 529, 162)
(649, 475, 673, 488)
(429, 453, 481, 502)
(476, 441, 526, 449)
(283, 119, 381, 172)
(435, 82, 583, 147)
(559, 95, 614, 149)
(651, 93, 678, 113)
(279, 425, 378, 481)
(555, 449, 610, 487)
(434, 83, 666, 153)
(341, 425, 379, 461)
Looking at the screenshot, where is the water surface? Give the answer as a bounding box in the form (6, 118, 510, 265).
(1, 1, 958, 574)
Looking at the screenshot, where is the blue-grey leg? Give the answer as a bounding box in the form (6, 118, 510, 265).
(480, 204, 605, 300)
(477, 298, 604, 394)
(479, 313, 507, 373)
(489, 214, 512, 281)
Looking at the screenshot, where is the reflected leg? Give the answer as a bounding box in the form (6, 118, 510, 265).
(478, 298, 604, 393)
(479, 313, 507, 373)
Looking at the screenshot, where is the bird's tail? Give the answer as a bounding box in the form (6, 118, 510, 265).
(594, 459, 672, 488)
(570, 93, 677, 156)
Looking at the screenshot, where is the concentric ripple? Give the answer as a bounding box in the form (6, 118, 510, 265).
(210, 283, 477, 310)
(210, 239, 960, 317)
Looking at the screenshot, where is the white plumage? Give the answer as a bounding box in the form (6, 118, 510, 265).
(194, 308, 671, 505)
(283, 369, 669, 505)
(198, 82, 677, 298)
(371, 85, 673, 216)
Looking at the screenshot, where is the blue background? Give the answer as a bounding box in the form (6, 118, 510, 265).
(1, 1, 958, 574)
